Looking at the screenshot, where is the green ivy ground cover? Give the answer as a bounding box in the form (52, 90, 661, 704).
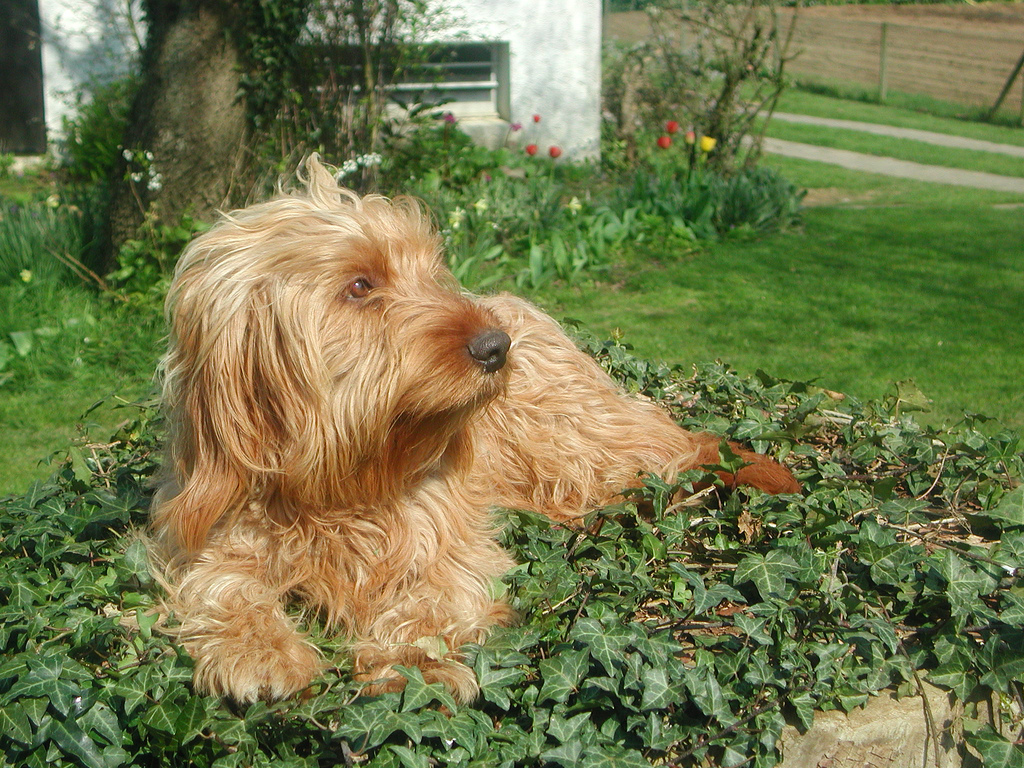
(2, 341, 1023, 768)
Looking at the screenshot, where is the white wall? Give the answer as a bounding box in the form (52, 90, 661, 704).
(440, 0, 602, 161)
(37, 0, 142, 140)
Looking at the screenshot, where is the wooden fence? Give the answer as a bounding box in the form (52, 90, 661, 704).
(778, 12, 1024, 118)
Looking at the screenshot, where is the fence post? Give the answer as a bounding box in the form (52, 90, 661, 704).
(989, 47, 1024, 121)
(878, 22, 889, 103)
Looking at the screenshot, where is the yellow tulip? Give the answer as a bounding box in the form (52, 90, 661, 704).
(699, 135, 717, 153)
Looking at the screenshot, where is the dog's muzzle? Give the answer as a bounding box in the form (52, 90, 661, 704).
(467, 329, 511, 374)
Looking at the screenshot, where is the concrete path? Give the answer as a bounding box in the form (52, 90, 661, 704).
(773, 112, 1024, 158)
(762, 113, 1024, 194)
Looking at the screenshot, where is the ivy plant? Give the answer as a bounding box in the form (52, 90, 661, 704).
(1, 348, 1023, 767)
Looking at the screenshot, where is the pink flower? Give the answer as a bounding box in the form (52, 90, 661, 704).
(511, 122, 523, 131)
(442, 112, 457, 124)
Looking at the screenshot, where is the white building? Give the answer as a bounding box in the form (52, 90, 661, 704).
(431, 0, 602, 160)
(4, 0, 601, 161)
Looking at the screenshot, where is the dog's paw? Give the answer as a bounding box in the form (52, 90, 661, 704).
(189, 625, 322, 704)
(356, 659, 480, 704)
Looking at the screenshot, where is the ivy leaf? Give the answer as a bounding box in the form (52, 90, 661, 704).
(683, 666, 733, 723)
(77, 702, 123, 749)
(388, 745, 429, 768)
(939, 549, 991, 620)
(547, 711, 591, 743)
(732, 613, 772, 646)
(333, 698, 401, 750)
(928, 656, 976, 701)
(734, 551, 798, 600)
(640, 666, 674, 711)
(980, 645, 1024, 691)
(1000, 590, 1024, 626)
(581, 745, 652, 768)
(540, 739, 584, 767)
(857, 540, 919, 587)
(537, 649, 590, 704)
(398, 666, 457, 713)
(569, 618, 630, 676)
(0, 703, 34, 746)
(140, 699, 179, 735)
(964, 724, 1024, 768)
(47, 716, 107, 768)
(981, 486, 1024, 528)
(789, 691, 816, 731)
(172, 696, 209, 746)
(5, 655, 86, 716)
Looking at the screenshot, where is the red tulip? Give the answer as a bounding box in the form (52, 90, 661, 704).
(657, 135, 672, 149)
(533, 114, 541, 123)
(548, 146, 562, 158)
(525, 144, 538, 156)
(666, 120, 679, 134)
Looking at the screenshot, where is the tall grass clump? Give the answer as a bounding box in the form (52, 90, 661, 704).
(0, 202, 91, 287)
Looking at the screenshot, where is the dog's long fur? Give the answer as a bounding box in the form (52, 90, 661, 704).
(150, 155, 799, 704)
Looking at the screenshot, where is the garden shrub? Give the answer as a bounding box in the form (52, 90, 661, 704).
(60, 77, 138, 186)
(603, 0, 793, 173)
(1, 343, 1022, 768)
(616, 163, 804, 242)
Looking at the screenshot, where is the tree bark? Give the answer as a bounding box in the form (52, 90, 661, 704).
(107, 0, 251, 259)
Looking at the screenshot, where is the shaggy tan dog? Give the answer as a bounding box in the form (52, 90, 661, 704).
(150, 155, 799, 705)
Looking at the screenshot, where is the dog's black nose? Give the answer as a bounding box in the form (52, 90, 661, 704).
(467, 329, 511, 373)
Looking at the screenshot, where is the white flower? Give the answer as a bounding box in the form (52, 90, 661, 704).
(121, 149, 132, 162)
(449, 207, 466, 230)
(45, 194, 59, 208)
(472, 198, 488, 214)
(147, 172, 163, 192)
(336, 159, 360, 181)
(357, 153, 382, 167)
(145, 151, 155, 162)
(19, 269, 32, 283)
(130, 172, 143, 183)
(566, 196, 582, 215)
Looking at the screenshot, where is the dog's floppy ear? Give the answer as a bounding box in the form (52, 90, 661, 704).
(155, 276, 331, 552)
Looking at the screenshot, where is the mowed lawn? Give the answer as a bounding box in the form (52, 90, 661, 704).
(532, 152, 1024, 428)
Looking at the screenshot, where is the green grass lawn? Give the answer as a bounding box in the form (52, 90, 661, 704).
(531, 194, 1024, 427)
(0, 285, 162, 496)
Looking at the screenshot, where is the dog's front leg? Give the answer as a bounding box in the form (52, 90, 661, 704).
(349, 582, 513, 704)
(165, 542, 322, 704)
(343, 491, 515, 704)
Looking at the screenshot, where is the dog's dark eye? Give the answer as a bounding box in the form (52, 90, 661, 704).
(346, 278, 373, 299)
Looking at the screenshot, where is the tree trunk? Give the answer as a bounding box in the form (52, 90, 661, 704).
(107, 0, 251, 259)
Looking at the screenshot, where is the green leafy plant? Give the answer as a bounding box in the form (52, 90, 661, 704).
(603, 0, 794, 172)
(2, 342, 1022, 767)
(107, 212, 207, 301)
(60, 77, 138, 185)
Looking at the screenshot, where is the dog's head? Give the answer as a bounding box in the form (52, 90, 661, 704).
(154, 155, 510, 550)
